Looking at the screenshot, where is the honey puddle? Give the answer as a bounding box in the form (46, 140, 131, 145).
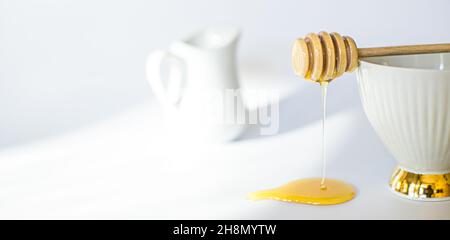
(249, 83, 356, 205)
(248, 178, 355, 205)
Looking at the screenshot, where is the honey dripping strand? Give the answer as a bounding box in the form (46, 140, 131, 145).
(320, 82, 328, 190)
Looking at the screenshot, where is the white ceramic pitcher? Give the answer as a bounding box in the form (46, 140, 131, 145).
(146, 27, 246, 142)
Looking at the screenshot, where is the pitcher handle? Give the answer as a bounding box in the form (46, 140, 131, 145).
(146, 50, 186, 109)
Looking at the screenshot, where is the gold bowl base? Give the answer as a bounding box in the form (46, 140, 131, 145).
(389, 167, 450, 201)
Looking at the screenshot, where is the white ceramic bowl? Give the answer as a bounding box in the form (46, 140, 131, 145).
(357, 53, 450, 201)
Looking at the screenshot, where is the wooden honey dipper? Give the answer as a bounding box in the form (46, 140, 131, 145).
(292, 32, 450, 83)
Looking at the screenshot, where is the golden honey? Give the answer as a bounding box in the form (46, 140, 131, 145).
(250, 83, 356, 205)
(249, 178, 355, 205)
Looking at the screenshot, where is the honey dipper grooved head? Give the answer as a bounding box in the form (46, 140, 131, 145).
(292, 32, 358, 82)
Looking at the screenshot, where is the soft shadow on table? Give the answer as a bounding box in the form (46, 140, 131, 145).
(0, 84, 150, 151)
(239, 75, 359, 141)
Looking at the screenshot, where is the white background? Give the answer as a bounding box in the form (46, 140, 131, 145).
(0, 0, 449, 219)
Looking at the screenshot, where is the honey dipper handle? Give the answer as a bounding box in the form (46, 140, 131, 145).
(358, 43, 450, 58)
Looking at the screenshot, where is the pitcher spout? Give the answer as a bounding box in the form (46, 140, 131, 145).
(180, 26, 240, 51)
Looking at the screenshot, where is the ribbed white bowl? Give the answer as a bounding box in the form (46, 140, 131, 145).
(357, 53, 450, 174)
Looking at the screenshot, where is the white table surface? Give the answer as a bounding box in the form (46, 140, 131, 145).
(0, 77, 448, 220)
